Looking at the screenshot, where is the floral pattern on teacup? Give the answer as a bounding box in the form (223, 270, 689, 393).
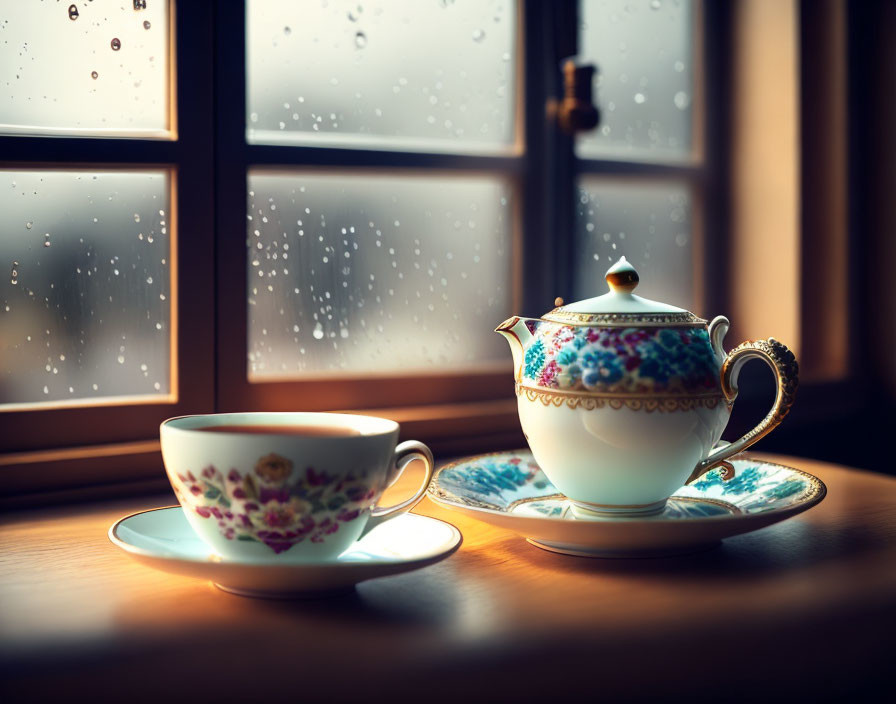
(171, 455, 379, 554)
(522, 325, 718, 394)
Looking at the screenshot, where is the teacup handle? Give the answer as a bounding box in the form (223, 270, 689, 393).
(359, 440, 435, 539)
(687, 335, 799, 484)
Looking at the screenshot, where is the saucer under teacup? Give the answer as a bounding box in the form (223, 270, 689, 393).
(109, 507, 461, 598)
(427, 450, 826, 558)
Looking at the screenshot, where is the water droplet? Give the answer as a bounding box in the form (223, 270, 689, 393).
(312, 324, 324, 340)
(43, 233, 51, 247)
(143, 20, 151, 30)
(674, 60, 685, 73)
(354, 31, 367, 48)
(91, 71, 98, 79)
(651, 0, 662, 9)
(10, 262, 19, 285)
(133, 213, 141, 222)
(675, 233, 688, 247)
(634, 93, 646, 104)
(472, 29, 485, 42)
(673, 91, 690, 110)
(283, 26, 291, 35)
(25, 221, 32, 230)
(117, 354, 125, 364)
(111, 38, 121, 51)
(133, 0, 147, 9)
(68, 4, 79, 21)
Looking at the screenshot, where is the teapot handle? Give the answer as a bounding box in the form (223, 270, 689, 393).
(686, 337, 799, 484)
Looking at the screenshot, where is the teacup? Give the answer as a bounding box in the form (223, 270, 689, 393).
(160, 412, 434, 562)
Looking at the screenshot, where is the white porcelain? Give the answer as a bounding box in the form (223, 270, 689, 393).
(160, 412, 435, 563)
(109, 507, 461, 598)
(495, 257, 799, 517)
(428, 450, 826, 558)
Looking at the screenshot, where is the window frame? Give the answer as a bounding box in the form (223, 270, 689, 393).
(0, 1, 215, 498)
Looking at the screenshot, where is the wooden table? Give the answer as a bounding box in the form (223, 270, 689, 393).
(2, 454, 894, 702)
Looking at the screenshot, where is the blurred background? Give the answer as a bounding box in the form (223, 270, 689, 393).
(0, 0, 894, 505)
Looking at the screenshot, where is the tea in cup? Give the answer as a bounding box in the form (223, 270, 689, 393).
(160, 412, 434, 562)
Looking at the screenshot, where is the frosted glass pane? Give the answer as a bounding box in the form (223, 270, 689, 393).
(246, 0, 516, 154)
(578, 0, 695, 161)
(0, 170, 173, 407)
(575, 178, 694, 310)
(0, 1, 170, 137)
(247, 171, 513, 378)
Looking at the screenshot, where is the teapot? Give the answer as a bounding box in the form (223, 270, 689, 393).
(495, 257, 798, 518)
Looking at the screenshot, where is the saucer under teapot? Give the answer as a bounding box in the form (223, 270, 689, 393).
(495, 257, 798, 519)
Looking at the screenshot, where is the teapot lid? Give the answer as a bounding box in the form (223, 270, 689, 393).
(543, 257, 705, 325)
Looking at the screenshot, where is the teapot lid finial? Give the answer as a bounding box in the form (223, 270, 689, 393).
(542, 254, 701, 321)
(605, 256, 639, 294)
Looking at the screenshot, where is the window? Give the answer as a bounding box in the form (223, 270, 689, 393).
(1, 0, 726, 501)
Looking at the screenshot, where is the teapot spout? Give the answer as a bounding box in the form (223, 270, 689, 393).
(495, 316, 535, 381)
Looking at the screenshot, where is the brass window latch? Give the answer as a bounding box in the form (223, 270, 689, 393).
(548, 60, 600, 135)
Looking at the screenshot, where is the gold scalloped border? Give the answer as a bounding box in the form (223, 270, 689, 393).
(517, 385, 729, 412)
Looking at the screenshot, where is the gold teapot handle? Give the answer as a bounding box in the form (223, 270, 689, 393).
(686, 338, 799, 485)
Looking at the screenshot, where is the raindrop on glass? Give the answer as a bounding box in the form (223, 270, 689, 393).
(43, 233, 51, 248)
(472, 29, 485, 43)
(25, 221, 32, 230)
(111, 38, 121, 51)
(143, 21, 151, 30)
(91, 71, 98, 80)
(134, 0, 147, 9)
(673, 91, 689, 110)
(651, 0, 662, 9)
(354, 31, 367, 49)
(68, 4, 79, 21)
(10, 261, 19, 285)
(634, 93, 646, 104)
(283, 26, 291, 35)
(134, 213, 141, 222)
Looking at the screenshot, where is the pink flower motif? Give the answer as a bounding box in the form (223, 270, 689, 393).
(189, 485, 202, 496)
(227, 469, 240, 483)
(195, 507, 211, 518)
(306, 467, 326, 487)
(539, 360, 559, 388)
(338, 508, 361, 522)
(586, 328, 601, 343)
(201, 466, 215, 479)
(232, 488, 247, 499)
